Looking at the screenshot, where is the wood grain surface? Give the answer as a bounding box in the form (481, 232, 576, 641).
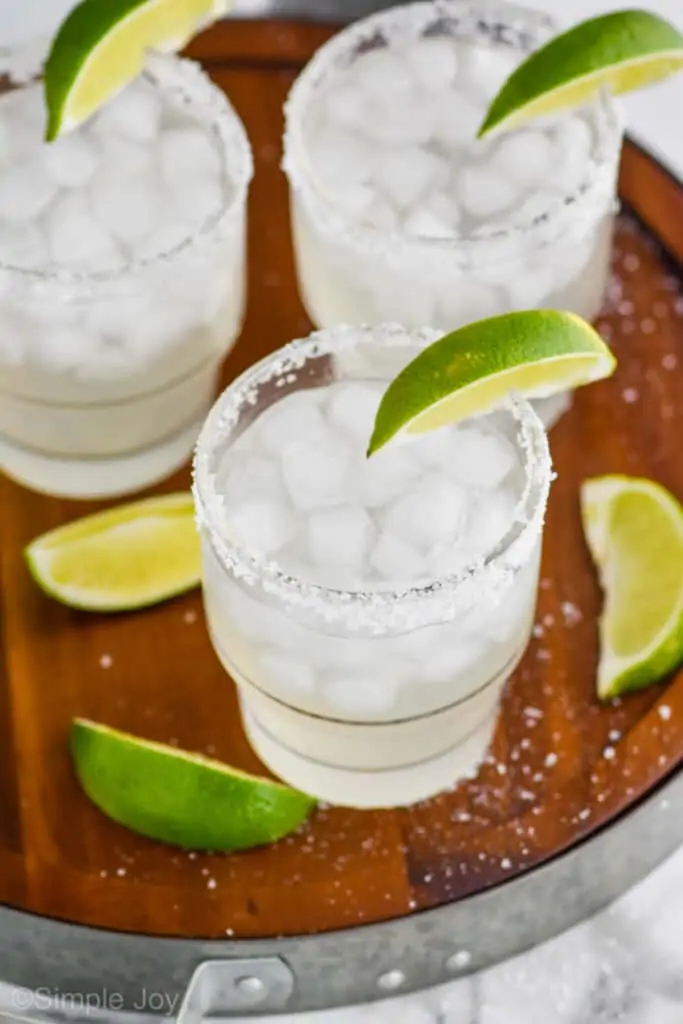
(0, 19, 682, 940)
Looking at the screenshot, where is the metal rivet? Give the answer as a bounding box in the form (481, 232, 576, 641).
(446, 950, 472, 972)
(377, 969, 405, 991)
(235, 976, 266, 1001)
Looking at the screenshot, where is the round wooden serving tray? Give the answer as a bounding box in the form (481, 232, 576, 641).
(2, 17, 683, 1018)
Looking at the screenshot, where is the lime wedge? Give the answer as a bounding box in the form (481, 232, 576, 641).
(25, 493, 200, 612)
(368, 311, 615, 455)
(581, 475, 683, 700)
(71, 719, 315, 850)
(479, 9, 683, 137)
(44, 0, 230, 140)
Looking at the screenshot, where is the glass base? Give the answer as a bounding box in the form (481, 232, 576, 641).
(241, 706, 497, 809)
(0, 417, 204, 500)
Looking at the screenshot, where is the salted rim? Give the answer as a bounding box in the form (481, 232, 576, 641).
(0, 49, 253, 297)
(282, 0, 624, 267)
(193, 323, 552, 633)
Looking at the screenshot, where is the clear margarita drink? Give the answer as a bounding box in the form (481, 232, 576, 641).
(283, 1, 622, 425)
(194, 324, 551, 808)
(0, 52, 252, 499)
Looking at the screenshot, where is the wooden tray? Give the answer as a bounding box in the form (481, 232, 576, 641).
(2, 17, 683, 1016)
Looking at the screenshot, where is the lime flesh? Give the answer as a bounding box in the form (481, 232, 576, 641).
(479, 9, 683, 136)
(44, 0, 229, 140)
(71, 719, 316, 850)
(25, 493, 200, 612)
(581, 475, 683, 699)
(368, 311, 615, 455)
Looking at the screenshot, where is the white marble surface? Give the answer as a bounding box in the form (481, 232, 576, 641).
(0, 2, 682, 1022)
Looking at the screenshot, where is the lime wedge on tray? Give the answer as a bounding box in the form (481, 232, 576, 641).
(25, 492, 200, 612)
(45, 0, 230, 140)
(71, 719, 316, 851)
(368, 310, 615, 455)
(581, 475, 683, 700)
(479, 9, 683, 137)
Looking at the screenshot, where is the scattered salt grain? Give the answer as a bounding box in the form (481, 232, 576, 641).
(658, 705, 672, 721)
(622, 387, 638, 403)
(100, 654, 113, 669)
(524, 706, 543, 720)
(662, 353, 678, 369)
(608, 729, 621, 743)
(544, 753, 558, 768)
(603, 746, 616, 760)
(622, 253, 640, 272)
(578, 808, 591, 821)
(207, 878, 217, 890)
(641, 318, 657, 334)
(560, 601, 582, 626)
(116, 867, 127, 877)
(184, 609, 197, 624)
(500, 857, 512, 870)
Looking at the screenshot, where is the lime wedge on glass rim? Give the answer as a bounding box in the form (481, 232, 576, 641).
(581, 475, 683, 700)
(71, 719, 316, 850)
(25, 493, 200, 612)
(44, 0, 230, 140)
(367, 310, 615, 455)
(478, 9, 683, 137)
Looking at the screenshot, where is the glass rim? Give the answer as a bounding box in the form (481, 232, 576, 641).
(193, 323, 552, 632)
(0, 49, 253, 294)
(283, 0, 624, 260)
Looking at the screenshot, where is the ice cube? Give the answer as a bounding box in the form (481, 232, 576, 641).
(405, 190, 462, 239)
(405, 37, 459, 92)
(360, 445, 421, 508)
(257, 392, 327, 455)
(217, 449, 285, 505)
(423, 635, 486, 685)
(225, 498, 296, 555)
(370, 530, 426, 583)
(0, 221, 48, 269)
(124, 297, 198, 359)
(323, 670, 398, 717)
(225, 584, 304, 650)
(326, 382, 381, 442)
(373, 147, 449, 210)
(429, 542, 480, 578)
(552, 115, 593, 195)
(323, 80, 369, 131)
(42, 132, 99, 188)
(365, 195, 400, 231)
(404, 199, 460, 239)
(458, 43, 520, 102)
(436, 279, 504, 328)
(45, 193, 122, 268)
(333, 181, 377, 219)
(95, 133, 154, 173)
(170, 172, 224, 230)
(505, 258, 558, 307)
(307, 505, 374, 575)
(372, 95, 436, 147)
(432, 93, 486, 152)
(93, 77, 162, 142)
(370, 268, 437, 327)
(282, 432, 353, 511)
(504, 191, 560, 228)
(33, 324, 95, 373)
(458, 165, 520, 219)
(353, 47, 417, 103)
(309, 124, 374, 189)
(493, 129, 554, 188)
(90, 169, 162, 243)
(466, 486, 517, 554)
(0, 158, 58, 223)
(385, 471, 469, 548)
(259, 651, 316, 696)
(159, 127, 223, 186)
(3, 85, 45, 156)
(135, 217, 193, 261)
(446, 427, 516, 488)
